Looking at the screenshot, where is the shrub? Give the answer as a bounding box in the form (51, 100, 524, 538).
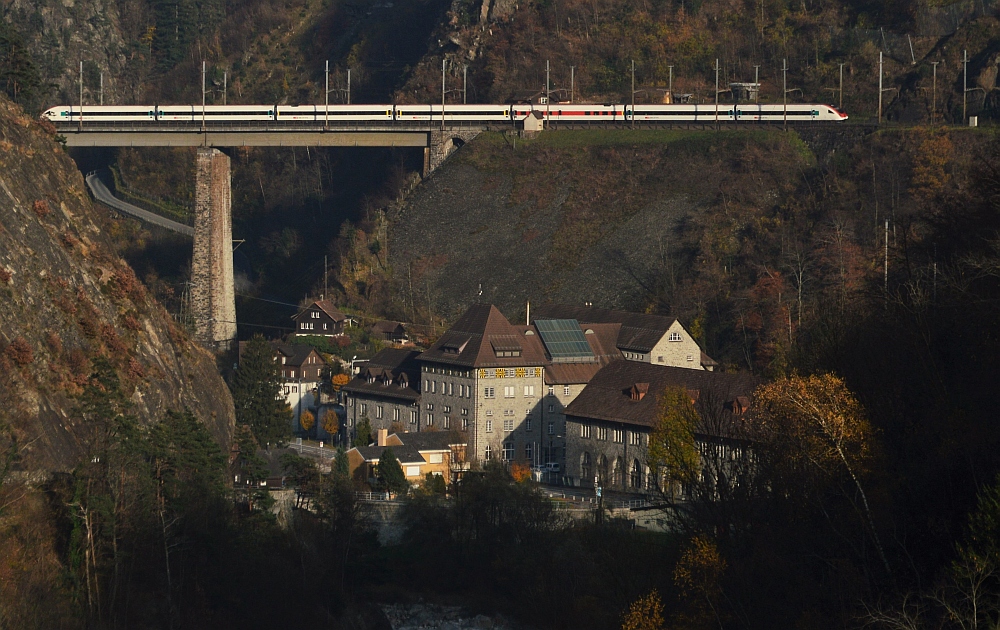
(0, 267, 10, 283)
(60, 232, 79, 249)
(123, 314, 141, 331)
(127, 358, 146, 380)
(45, 332, 62, 355)
(300, 410, 315, 432)
(32, 200, 50, 217)
(101, 324, 129, 355)
(5, 337, 33, 366)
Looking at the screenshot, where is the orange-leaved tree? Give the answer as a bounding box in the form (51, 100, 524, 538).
(299, 410, 315, 432)
(332, 373, 349, 391)
(621, 589, 665, 630)
(753, 373, 889, 574)
(673, 535, 727, 629)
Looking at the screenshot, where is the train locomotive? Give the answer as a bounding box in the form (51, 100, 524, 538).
(41, 102, 847, 125)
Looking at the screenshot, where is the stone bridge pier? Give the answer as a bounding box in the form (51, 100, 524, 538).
(424, 129, 482, 177)
(191, 147, 237, 350)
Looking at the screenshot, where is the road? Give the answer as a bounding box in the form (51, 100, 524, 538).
(85, 172, 195, 236)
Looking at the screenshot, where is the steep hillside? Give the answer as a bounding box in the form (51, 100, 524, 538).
(0, 97, 234, 472)
(388, 125, 997, 371)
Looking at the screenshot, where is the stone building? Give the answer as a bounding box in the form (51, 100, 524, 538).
(418, 304, 547, 465)
(343, 348, 421, 437)
(562, 361, 758, 492)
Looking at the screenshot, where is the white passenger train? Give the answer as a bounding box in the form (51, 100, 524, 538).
(41, 102, 847, 125)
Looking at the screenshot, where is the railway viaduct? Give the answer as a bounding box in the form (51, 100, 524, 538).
(67, 125, 483, 349)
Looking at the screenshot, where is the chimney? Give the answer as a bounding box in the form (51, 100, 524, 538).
(377, 428, 388, 447)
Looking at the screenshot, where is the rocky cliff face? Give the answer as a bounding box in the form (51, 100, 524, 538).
(0, 97, 234, 472)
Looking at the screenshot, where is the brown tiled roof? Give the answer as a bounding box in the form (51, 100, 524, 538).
(701, 351, 719, 368)
(342, 348, 421, 401)
(544, 362, 603, 385)
(272, 343, 321, 368)
(309, 300, 348, 322)
(534, 303, 678, 354)
(419, 304, 547, 368)
(563, 361, 760, 438)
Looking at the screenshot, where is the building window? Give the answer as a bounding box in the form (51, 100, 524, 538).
(525, 418, 532, 431)
(613, 429, 623, 443)
(523, 385, 535, 397)
(410, 410, 418, 424)
(687, 355, 694, 362)
(393, 408, 400, 421)
(504, 386, 515, 398)
(598, 426, 607, 441)
(657, 356, 664, 362)
(484, 387, 495, 399)
(486, 420, 493, 433)
(360, 403, 367, 415)
(581, 424, 591, 438)
(581, 452, 592, 480)
(502, 443, 514, 461)
(311, 311, 320, 318)
(462, 418, 469, 431)
(443, 416, 451, 429)
(548, 422, 554, 435)
(486, 410, 493, 416)
(290, 370, 296, 378)
(548, 404, 554, 413)
(376, 406, 383, 419)
(448, 382, 454, 396)
(630, 431, 642, 446)
(348, 398, 353, 407)
(426, 414, 434, 426)
(503, 419, 514, 432)
(443, 405, 451, 413)
(461, 408, 469, 416)
(429, 453, 444, 464)
(563, 386, 570, 396)
(548, 386, 554, 395)
(426, 403, 434, 411)
(525, 443, 533, 461)
(432, 381, 438, 393)
(323, 323, 328, 330)
(484, 444, 492, 460)
(669, 331, 682, 341)
(631, 460, 642, 488)
(425, 379, 430, 391)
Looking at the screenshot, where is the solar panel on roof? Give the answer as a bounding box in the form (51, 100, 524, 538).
(535, 319, 595, 362)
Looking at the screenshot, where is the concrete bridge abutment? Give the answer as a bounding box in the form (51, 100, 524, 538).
(423, 129, 482, 177)
(191, 147, 237, 350)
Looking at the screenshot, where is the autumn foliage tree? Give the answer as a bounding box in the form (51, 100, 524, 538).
(621, 589, 665, 630)
(673, 536, 727, 629)
(753, 373, 889, 573)
(299, 410, 315, 433)
(648, 386, 701, 498)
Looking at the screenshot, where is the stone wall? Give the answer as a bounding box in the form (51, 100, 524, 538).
(191, 148, 236, 349)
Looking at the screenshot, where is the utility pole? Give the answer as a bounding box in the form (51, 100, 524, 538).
(78, 61, 83, 131)
(714, 58, 719, 127)
(754, 64, 760, 101)
(963, 49, 968, 124)
(884, 218, 889, 305)
(324, 255, 328, 300)
(202, 60, 206, 132)
(546, 59, 551, 129)
(570, 65, 575, 102)
(839, 62, 844, 110)
(463, 64, 468, 104)
(99, 72, 103, 106)
(347, 68, 351, 105)
(668, 65, 673, 102)
(223, 71, 227, 105)
(441, 58, 446, 130)
(878, 52, 883, 123)
(782, 58, 788, 129)
(931, 61, 939, 123)
(631, 59, 635, 129)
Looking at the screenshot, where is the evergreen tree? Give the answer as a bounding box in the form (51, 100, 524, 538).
(353, 416, 373, 448)
(230, 334, 291, 446)
(334, 445, 350, 478)
(0, 20, 42, 112)
(377, 447, 408, 496)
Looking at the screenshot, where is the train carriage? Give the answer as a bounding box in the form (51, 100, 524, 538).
(394, 104, 511, 122)
(42, 105, 156, 123)
(278, 105, 394, 122)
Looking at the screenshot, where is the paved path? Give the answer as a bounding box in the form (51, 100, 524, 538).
(85, 172, 194, 236)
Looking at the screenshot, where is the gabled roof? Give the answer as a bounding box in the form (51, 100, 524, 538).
(342, 348, 422, 401)
(391, 431, 465, 452)
(293, 300, 348, 322)
(563, 361, 760, 439)
(534, 303, 678, 353)
(272, 343, 321, 367)
(352, 444, 426, 465)
(372, 320, 406, 335)
(419, 304, 547, 368)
